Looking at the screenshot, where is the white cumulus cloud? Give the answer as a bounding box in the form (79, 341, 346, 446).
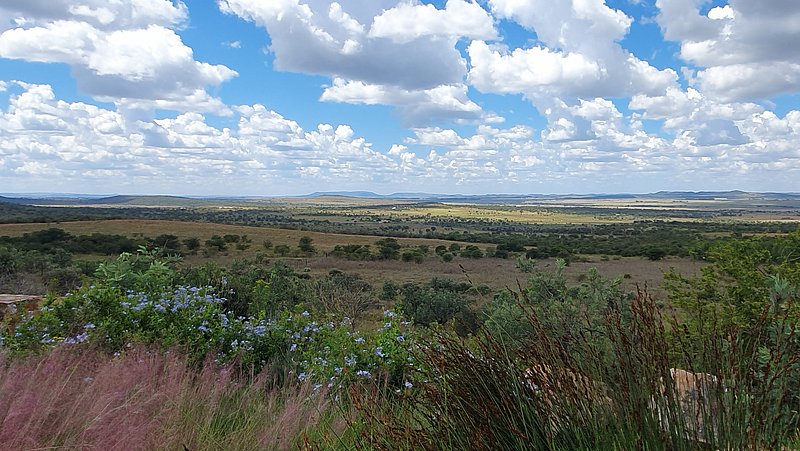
(656, 0, 800, 101)
(0, 0, 236, 114)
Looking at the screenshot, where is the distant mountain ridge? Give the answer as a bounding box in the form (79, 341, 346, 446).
(2, 190, 800, 207)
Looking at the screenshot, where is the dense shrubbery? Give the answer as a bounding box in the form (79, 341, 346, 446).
(1, 249, 417, 391)
(485, 260, 631, 351)
(0, 228, 141, 255)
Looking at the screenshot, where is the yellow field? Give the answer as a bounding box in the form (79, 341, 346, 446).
(319, 205, 635, 225)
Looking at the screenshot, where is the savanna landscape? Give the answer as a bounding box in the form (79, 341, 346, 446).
(3, 0, 800, 449)
(1, 192, 800, 449)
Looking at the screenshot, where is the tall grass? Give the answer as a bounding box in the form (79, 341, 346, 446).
(356, 290, 800, 450)
(0, 347, 352, 450)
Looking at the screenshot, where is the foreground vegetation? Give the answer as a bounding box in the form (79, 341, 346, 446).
(1, 225, 798, 449)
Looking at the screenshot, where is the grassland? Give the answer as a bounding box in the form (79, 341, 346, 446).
(0, 218, 705, 295)
(3, 193, 798, 296)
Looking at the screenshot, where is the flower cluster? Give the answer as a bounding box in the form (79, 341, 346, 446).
(2, 283, 419, 391)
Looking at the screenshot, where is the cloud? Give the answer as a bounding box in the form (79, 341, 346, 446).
(219, 0, 498, 125)
(630, 86, 763, 137)
(368, 0, 496, 44)
(320, 78, 484, 125)
(467, 0, 677, 141)
(489, 0, 632, 51)
(470, 0, 677, 100)
(3, 81, 799, 195)
(218, 0, 466, 90)
(0, 82, 403, 194)
(0, 1, 236, 113)
(0, 0, 188, 31)
(656, 0, 800, 100)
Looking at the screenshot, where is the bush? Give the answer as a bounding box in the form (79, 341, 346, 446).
(205, 235, 227, 251)
(401, 249, 424, 264)
(331, 244, 373, 261)
(273, 244, 291, 257)
(312, 271, 375, 322)
(460, 245, 484, 259)
(399, 281, 468, 326)
(375, 238, 401, 260)
(298, 236, 316, 255)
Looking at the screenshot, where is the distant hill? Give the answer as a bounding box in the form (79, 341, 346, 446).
(2, 191, 800, 208)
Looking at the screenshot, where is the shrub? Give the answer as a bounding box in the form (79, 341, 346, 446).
(401, 249, 424, 264)
(331, 244, 373, 261)
(399, 281, 468, 326)
(375, 238, 401, 260)
(298, 236, 316, 255)
(460, 245, 484, 259)
(312, 271, 376, 323)
(205, 235, 227, 251)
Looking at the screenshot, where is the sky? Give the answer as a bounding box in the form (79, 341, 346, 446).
(0, 0, 799, 196)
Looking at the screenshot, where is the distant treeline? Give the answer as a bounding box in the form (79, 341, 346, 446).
(1, 200, 797, 261)
(0, 228, 141, 255)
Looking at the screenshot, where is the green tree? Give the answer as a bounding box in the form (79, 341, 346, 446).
(205, 235, 227, 251)
(399, 281, 467, 327)
(151, 234, 181, 254)
(183, 237, 201, 254)
(376, 238, 401, 260)
(298, 236, 316, 255)
(460, 245, 484, 259)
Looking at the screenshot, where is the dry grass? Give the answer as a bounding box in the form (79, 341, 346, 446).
(0, 347, 349, 450)
(0, 219, 455, 251)
(291, 255, 705, 297)
(0, 220, 706, 293)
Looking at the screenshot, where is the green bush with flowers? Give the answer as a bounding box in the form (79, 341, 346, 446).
(1, 248, 419, 391)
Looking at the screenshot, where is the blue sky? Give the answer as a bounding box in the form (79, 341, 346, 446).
(0, 0, 798, 196)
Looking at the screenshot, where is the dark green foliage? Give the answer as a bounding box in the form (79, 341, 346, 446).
(182, 237, 201, 253)
(484, 260, 630, 350)
(150, 234, 181, 254)
(380, 280, 401, 301)
(398, 279, 468, 326)
(205, 235, 227, 251)
(645, 247, 667, 261)
(460, 245, 484, 259)
(375, 238, 401, 260)
(453, 307, 482, 337)
(253, 263, 312, 317)
(0, 228, 139, 255)
(0, 246, 18, 275)
(491, 247, 510, 259)
(401, 249, 424, 264)
(298, 236, 316, 255)
(331, 244, 372, 261)
(665, 228, 800, 329)
(273, 244, 291, 256)
(312, 270, 375, 322)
